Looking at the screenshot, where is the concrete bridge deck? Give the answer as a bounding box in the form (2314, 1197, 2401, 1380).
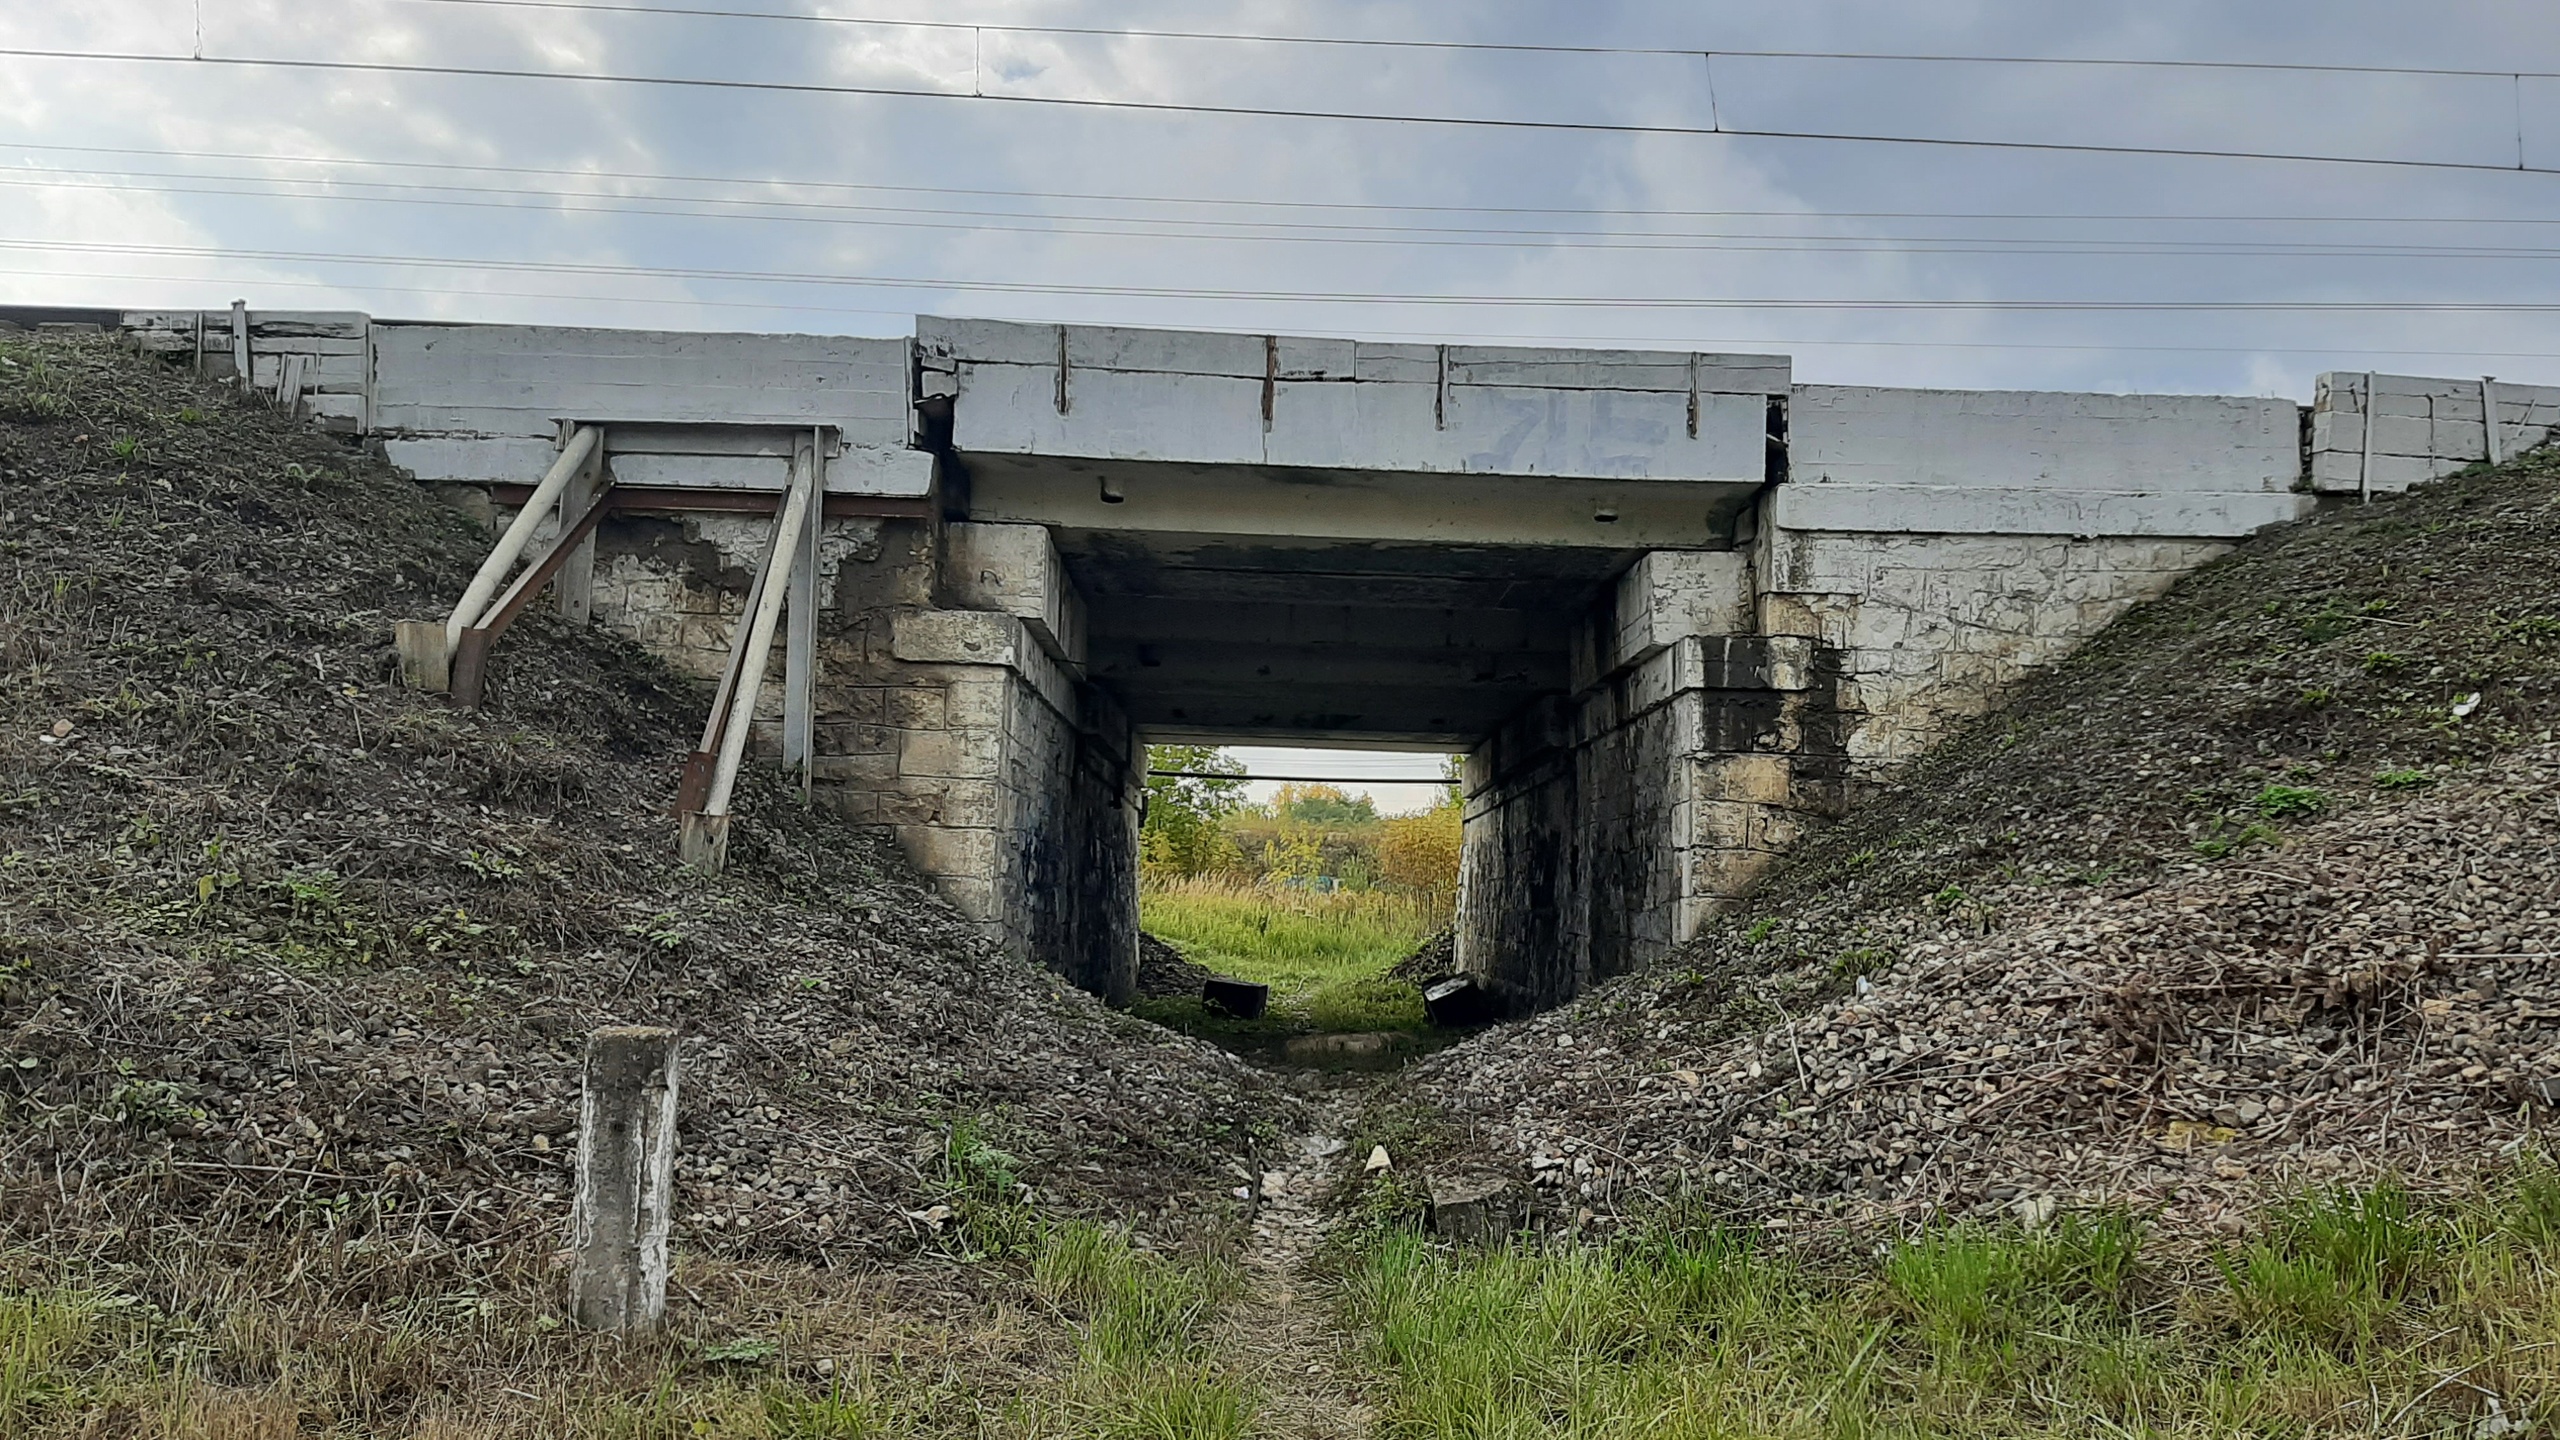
(84, 302, 2560, 1009)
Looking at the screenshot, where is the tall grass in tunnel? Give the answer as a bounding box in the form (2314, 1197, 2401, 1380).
(1139, 876, 1444, 1032)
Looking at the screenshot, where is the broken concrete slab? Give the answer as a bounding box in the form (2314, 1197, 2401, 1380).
(1426, 1173, 1520, 1247)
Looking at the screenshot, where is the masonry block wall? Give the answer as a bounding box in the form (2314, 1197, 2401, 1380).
(816, 520, 1141, 1000)
(1761, 383, 2308, 787)
(478, 503, 1143, 1000)
(1754, 530, 2230, 782)
(1460, 634, 1843, 1008)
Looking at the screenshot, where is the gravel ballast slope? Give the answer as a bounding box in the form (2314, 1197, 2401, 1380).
(0, 335, 1282, 1266)
(1389, 448, 2560, 1232)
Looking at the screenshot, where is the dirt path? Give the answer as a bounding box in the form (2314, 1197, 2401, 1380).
(1220, 1082, 1378, 1439)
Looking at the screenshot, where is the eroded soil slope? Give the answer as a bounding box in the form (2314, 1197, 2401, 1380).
(0, 335, 1280, 1268)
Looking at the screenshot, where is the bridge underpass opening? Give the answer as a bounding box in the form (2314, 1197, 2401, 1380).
(1135, 742, 1462, 1054)
(883, 320, 1820, 1013)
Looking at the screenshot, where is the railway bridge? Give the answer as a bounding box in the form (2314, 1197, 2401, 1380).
(86, 304, 2544, 1006)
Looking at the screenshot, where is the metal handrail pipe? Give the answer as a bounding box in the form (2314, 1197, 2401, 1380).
(446, 424, 601, 649)
(700, 448, 817, 819)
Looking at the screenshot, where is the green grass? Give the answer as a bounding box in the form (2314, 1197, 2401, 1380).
(0, 1220, 1253, 1439)
(1136, 877, 1443, 1039)
(1339, 1170, 2560, 1439)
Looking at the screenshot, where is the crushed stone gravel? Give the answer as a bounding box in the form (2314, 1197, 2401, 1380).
(0, 335, 1289, 1267)
(1388, 449, 2560, 1234)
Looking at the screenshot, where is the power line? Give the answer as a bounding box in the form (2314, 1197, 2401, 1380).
(23, 168, 2560, 261)
(6, 46, 2556, 177)
(402, 0, 2560, 82)
(10, 138, 2557, 231)
(12, 236, 2560, 312)
(23, 264, 2560, 363)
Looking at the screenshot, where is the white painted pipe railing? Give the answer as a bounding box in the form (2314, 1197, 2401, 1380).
(700, 446, 818, 821)
(445, 425, 601, 650)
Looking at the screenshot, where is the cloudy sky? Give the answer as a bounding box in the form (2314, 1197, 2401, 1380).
(6, 1, 2557, 807)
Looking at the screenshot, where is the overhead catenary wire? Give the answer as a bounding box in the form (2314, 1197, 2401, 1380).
(23, 167, 2560, 262)
(1149, 771, 1450, 784)
(8, 138, 2560, 230)
(398, 0, 2560, 82)
(23, 158, 2560, 259)
(5, 45, 2557, 178)
(20, 235, 2560, 311)
(30, 264, 2560, 363)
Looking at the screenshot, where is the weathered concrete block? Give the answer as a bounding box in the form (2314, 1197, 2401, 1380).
(944, 521, 1088, 663)
(1202, 976, 1269, 1018)
(570, 1026, 680, 1332)
(1579, 549, 1754, 686)
(885, 685, 947, 728)
(933, 875, 1000, 923)
(898, 724, 1001, 779)
(1426, 1174, 1520, 1247)
(394, 620, 450, 692)
(1693, 753, 1796, 808)
(899, 823, 998, 878)
(892, 610, 1020, 667)
(1422, 976, 1508, 1028)
(2367, 413, 2432, 456)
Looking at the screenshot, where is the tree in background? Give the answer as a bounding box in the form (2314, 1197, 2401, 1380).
(1271, 782, 1379, 827)
(1378, 790, 1463, 905)
(1140, 744, 1247, 877)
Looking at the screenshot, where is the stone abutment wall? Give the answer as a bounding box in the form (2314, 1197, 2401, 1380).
(1458, 635, 1846, 1008)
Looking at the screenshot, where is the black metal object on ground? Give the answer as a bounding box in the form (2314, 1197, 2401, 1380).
(1423, 975, 1507, 1028)
(1202, 976, 1270, 1019)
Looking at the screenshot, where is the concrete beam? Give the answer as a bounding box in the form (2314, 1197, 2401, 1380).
(1772, 484, 2311, 538)
(967, 456, 1753, 550)
(923, 317, 1785, 482)
(1089, 637, 1567, 690)
(1087, 594, 1568, 651)
(1122, 681, 1535, 745)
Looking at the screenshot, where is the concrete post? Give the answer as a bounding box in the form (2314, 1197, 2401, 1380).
(569, 1026, 680, 1332)
(394, 620, 451, 692)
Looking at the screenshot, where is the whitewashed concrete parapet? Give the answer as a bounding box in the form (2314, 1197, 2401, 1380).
(921, 317, 1785, 483)
(123, 309, 373, 432)
(372, 321, 927, 496)
(2308, 371, 2560, 496)
(1785, 385, 2308, 538)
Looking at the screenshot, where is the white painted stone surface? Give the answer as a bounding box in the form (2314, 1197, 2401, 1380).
(943, 522, 1088, 664)
(1787, 385, 2307, 537)
(921, 317, 1784, 483)
(2307, 371, 2560, 495)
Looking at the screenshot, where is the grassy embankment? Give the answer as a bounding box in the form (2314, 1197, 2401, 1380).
(1338, 1169, 2560, 1437)
(0, 1142, 1260, 1439)
(1136, 876, 1444, 1039)
(17, 1166, 2549, 1436)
